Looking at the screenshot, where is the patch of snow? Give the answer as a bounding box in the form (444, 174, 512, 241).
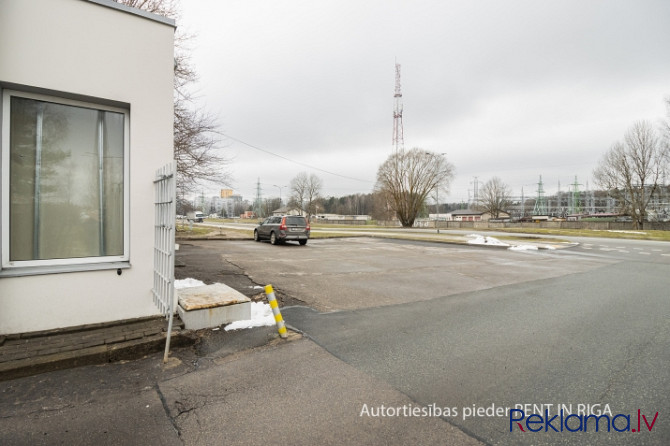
(225, 302, 276, 331)
(485, 237, 510, 246)
(174, 278, 206, 289)
(467, 235, 510, 247)
(509, 245, 538, 251)
(605, 230, 647, 235)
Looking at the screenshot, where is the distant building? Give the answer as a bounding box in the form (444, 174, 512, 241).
(208, 193, 243, 217)
(442, 209, 510, 222)
(272, 206, 302, 216)
(313, 214, 372, 221)
(222, 195, 243, 217)
(209, 196, 225, 213)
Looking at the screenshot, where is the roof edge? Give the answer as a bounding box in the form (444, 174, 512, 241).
(82, 0, 176, 27)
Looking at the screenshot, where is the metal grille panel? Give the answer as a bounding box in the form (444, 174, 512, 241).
(152, 162, 176, 362)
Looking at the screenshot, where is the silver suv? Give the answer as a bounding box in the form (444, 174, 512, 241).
(254, 215, 310, 245)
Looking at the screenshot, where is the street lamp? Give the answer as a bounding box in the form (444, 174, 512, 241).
(273, 185, 286, 207)
(426, 152, 447, 233)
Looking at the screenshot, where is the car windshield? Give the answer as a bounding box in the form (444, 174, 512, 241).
(286, 217, 306, 226)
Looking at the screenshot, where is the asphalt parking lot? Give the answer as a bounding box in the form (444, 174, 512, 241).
(175, 237, 616, 312)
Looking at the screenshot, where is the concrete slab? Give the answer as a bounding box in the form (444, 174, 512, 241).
(177, 283, 251, 330)
(177, 283, 250, 310)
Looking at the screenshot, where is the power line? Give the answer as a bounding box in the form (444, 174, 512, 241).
(222, 133, 374, 184)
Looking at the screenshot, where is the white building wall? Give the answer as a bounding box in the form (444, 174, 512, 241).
(0, 0, 175, 334)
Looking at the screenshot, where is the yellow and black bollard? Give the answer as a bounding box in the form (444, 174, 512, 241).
(265, 284, 288, 339)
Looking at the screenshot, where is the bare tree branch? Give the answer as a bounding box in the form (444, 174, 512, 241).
(114, 0, 230, 193)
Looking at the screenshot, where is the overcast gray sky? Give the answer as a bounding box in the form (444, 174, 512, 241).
(178, 0, 669, 205)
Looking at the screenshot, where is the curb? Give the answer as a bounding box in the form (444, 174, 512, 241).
(0, 320, 198, 382)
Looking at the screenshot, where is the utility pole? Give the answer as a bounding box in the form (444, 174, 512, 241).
(426, 151, 446, 232)
(533, 175, 547, 216)
(392, 61, 405, 154)
(585, 180, 595, 214)
(470, 176, 479, 208)
(570, 176, 582, 215)
(273, 184, 286, 207)
(254, 178, 263, 218)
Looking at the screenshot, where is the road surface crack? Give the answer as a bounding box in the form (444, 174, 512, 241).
(155, 384, 184, 444)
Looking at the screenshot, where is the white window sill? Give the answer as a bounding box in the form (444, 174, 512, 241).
(0, 262, 131, 278)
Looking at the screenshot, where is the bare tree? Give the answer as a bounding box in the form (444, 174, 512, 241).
(289, 172, 308, 215)
(114, 0, 230, 192)
(593, 121, 669, 229)
(376, 148, 455, 227)
(305, 174, 323, 218)
(289, 172, 322, 218)
(477, 177, 512, 219)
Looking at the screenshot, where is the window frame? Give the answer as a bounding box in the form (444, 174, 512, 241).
(1, 89, 130, 274)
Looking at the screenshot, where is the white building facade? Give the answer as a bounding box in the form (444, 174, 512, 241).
(0, 0, 175, 334)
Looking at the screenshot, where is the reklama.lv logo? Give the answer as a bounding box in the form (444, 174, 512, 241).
(510, 409, 659, 433)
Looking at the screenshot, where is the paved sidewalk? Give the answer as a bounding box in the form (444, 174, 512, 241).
(0, 316, 195, 382)
(0, 330, 483, 446)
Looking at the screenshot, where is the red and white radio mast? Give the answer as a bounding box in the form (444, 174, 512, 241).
(392, 62, 405, 154)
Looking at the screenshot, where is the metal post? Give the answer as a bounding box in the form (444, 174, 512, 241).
(436, 186, 440, 234)
(273, 184, 286, 207)
(265, 284, 288, 339)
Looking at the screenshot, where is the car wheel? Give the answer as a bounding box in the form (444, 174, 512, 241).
(270, 232, 278, 245)
(299, 239, 307, 246)
(254, 230, 260, 242)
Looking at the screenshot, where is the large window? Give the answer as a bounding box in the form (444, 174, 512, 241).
(1, 90, 129, 270)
